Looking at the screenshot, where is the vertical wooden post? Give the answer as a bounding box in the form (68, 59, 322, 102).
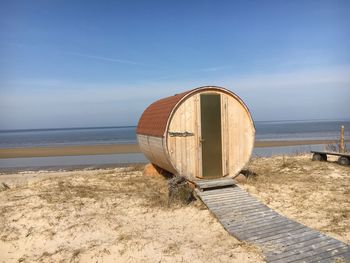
(340, 125, 345, 153)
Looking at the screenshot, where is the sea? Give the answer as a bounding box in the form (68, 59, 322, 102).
(0, 120, 349, 170)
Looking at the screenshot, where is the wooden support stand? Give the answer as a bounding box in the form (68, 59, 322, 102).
(340, 125, 345, 153)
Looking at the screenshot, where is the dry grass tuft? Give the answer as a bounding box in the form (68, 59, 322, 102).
(33, 168, 171, 209)
(168, 176, 194, 206)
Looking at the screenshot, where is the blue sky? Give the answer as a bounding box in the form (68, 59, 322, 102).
(0, 0, 349, 129)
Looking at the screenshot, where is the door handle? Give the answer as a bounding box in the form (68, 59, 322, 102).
(168, 131, 194, 137)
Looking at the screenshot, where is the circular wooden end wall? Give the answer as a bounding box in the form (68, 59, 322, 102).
(166, 87, 254, 180)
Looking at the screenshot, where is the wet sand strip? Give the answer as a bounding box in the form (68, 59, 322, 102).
(0, 140, 347, 159)
(0, 144, 140, 158)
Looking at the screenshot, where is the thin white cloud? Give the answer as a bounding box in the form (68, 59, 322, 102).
(141, 65, 350, 94)
(66, 52, 145, 66)
(0, 42, 147, 66)
(232, 66, 350, 89)
(148, 65, 227, 82)
(199, 66, 227, 72)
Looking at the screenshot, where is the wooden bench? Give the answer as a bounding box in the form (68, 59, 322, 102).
(311, 150, 350, 165)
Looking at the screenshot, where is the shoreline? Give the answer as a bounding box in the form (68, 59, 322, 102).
(0, 139, 347, 159)
(0, 144, 140, 159)
(0, 162, 146, 174)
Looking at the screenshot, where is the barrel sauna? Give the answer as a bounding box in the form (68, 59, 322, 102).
(137, 86, 255, 181)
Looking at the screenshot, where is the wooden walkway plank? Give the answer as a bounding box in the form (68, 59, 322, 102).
(220, 211, 279, 226)
(292, 245, 350, 263)
(233, 217, 295, 232)
(265, 235, 334, 255)
(220, 210, 280, 225)
(202, 195, 255, 203)
(196, 183, 350, 263)
(235, 221, 300, 238)
(220, 214, 284, 231)
(215, 201, 273, 212)
(201, 191, 250, 198)
(219, 207, 279, 220)
(200, 194, 251, 202)
(210, 203, 265, 214)
(271, 243, 349, 263)
(208, 200, 261, 209)
(230, 217, 288, 232)
(195, 178, 235, 190)
(212, 207, 265, 217)
(245, 224, 307, 242)
(256, 229, 321, 247)
(206, 199, 260, 207)
(199, 190, 243, 198)
(266, 238, 340, 262)
(197, 187, 237, 195)
(317, 252, 350, 263)
(257, 230, 322, 252)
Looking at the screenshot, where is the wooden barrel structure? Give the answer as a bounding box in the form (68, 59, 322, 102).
(137, 86, 255, 181)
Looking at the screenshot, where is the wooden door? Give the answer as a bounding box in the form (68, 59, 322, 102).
(200, 93, 223, 178)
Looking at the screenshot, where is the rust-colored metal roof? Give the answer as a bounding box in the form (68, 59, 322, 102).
(136, 90, 191, 137)
(137, 86, 255, 138)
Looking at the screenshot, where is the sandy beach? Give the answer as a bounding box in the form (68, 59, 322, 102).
(0, 154, 349, 262)
(0, 139, 348, 159)
(0, 166, 263, 263)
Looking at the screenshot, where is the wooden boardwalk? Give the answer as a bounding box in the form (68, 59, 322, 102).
(195, 181, 350, 263)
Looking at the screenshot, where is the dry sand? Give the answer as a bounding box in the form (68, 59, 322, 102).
(1, 154, 349, 262)
(241, 154, 350, 244)
(0, 166, 263, 263)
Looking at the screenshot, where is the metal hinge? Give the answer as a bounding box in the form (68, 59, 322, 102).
(168, 131, 194, 137)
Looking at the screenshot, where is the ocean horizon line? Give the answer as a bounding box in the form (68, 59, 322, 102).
(0, 125, 137, 133)
(1, 118, 349, 133)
